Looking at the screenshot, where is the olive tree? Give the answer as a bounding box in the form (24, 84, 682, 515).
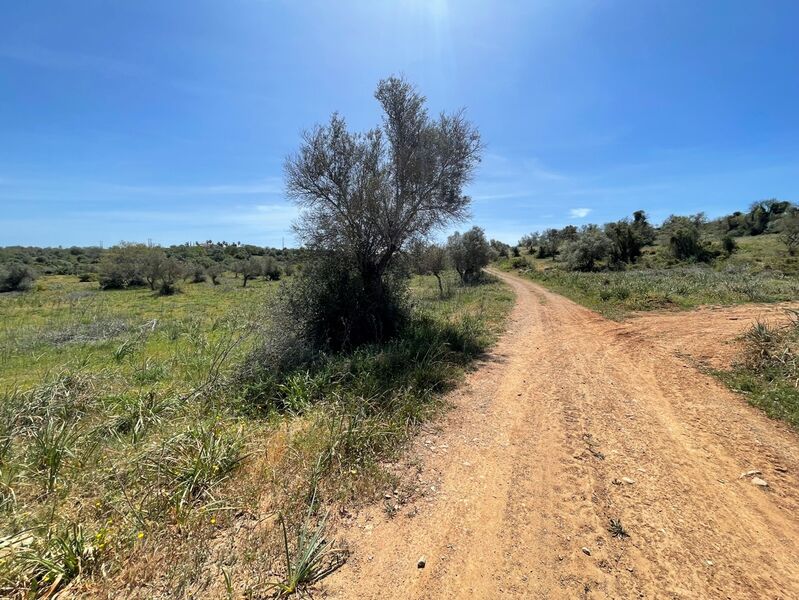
(561, 226, 611, 271)
(239, 257, 262, 287)
(448, 226, 490, 283)
(410, 242, 449, 297)
(284, 76, 481, 345)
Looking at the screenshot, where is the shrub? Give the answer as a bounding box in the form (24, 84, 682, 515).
(188, 263, 207, 283)
(0, 263, 37, 292)
(272, 256, 409, 357)
(285, 76, 481, 346)
(97, 243, 150, 289)
(722, 234, 738, 256)
(605, 218, 645, 264)
(238, 257, 263, 287)
(561, 227, 611, 272)
(262, 256, 282, 281)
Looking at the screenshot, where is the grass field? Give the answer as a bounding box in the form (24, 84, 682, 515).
(0, 271, 512, 597)
(0, 275, 272, 391)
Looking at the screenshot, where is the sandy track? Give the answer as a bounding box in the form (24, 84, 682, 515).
(323, 270, 799, 599)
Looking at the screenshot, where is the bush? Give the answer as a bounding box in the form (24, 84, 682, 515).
(561, 227, 611, 272)
(661, 215, 715, 262)
(188, 263, 207, 283)
(722, 235, 738, 256)
(242, 256, 410, 384)
(262, 256, 282, 281)
(0, 263, 37, 292)
(97, 243, 149, 289)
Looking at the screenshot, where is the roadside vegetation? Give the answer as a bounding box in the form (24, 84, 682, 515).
(493, 200, 799, 429)
(0, 269, 510, 598)
(0, 76, 514, 597)
(718, 312, 799, 430)
(495, 200, 799, 317)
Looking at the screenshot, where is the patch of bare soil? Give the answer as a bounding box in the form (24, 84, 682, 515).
(322, 269, 799, 599)
(618, 302, 799, 370)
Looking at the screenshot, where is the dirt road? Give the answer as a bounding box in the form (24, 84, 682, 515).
(323, 270, 799, 599)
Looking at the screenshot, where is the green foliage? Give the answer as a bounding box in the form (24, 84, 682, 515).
(604, 212, 655, 265)
(98, 243, 149, 289)
(188, 263, 207, 284)
(448, 227, 491, 283)
(1, 523, 103, 595)
(141, 422, 244, 513)
(244, 255, 410, 369)
(0, 263, 38, 293)
(268, 501, 343, 597)
(28, 416, 80, 495)
(561, 226, 611, 272)
(262, 256, 282, 281)
(722, 234, 738, 256)
(0, 271, 512, 597)
(661, 214, 715, 262)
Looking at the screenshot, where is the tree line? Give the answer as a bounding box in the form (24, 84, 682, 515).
(510, 200, 798, 272)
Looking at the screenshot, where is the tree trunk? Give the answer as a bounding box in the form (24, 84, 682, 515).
(361, 262, 391, 343)
(434, 272, 443, 297)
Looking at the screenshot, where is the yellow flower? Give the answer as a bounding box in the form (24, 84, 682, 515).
(210, 517, 217, 525)
(137, 531, 144, 540)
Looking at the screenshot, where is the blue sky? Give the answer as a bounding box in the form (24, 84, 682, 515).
(1, 1, 798, 247)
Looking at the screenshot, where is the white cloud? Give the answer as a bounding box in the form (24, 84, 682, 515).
(569, 207, 591, 218)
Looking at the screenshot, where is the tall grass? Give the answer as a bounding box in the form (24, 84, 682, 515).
(0, 272, 513, 597)
(718, 311, 799, 428)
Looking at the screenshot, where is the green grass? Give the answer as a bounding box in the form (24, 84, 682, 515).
(0, 274, 273, 391)
(497, 253, 799, 319)
(0, 271, 512, 597)
(728, 234, 799, 275)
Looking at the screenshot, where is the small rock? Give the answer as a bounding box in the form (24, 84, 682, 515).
(706, 560, 714, 567)
(622, 477, 636, 485)
(417, 557, 426, 569)
(740, 469, 762, 479)
(751, 477, 768, 488)
(581, 547, 591, 556)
